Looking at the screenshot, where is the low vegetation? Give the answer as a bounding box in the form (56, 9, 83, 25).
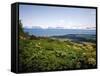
(18, 21, 96, 72)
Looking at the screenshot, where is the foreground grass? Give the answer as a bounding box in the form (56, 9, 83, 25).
(19, 37, 96, 72)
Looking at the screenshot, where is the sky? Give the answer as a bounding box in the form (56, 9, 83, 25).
(19, 4, 96, 29)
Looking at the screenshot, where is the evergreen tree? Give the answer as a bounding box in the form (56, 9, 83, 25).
(19, 20, 24, 36)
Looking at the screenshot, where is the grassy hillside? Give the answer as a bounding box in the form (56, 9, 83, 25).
(19, 36, 96, 72)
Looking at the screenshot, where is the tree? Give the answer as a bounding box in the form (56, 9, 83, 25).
(19, 20, 24, 36)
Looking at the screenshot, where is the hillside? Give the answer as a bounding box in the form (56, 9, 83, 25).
(51, 34, 96, 43)
(19, 36, 96, 72)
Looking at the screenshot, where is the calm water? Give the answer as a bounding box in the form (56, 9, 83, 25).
(24, 28, 96, 37)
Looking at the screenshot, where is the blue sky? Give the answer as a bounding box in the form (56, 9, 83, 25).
(19, 4, 96, 29)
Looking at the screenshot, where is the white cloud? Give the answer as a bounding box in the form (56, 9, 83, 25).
(22, 19, 95, 30)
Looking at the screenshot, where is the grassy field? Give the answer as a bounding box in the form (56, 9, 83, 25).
(19, 36, 96, 72)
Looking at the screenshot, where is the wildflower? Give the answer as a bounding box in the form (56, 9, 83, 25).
(88, 58, 96, 65)
(38, 42, 41, 45)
